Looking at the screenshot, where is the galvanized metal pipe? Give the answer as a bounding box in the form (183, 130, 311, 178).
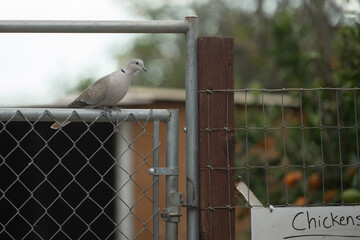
(0, 16, 199, 239)
(116, 122, 135, 239)
(0, 108, 171, 123)
(0, 20, 189, 33)
(185, 16, 199, 240)
(165, 109, 179, 239)
(153, 120, 160, 240)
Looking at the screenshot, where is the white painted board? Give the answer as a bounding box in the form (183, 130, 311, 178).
(251, 206, 360, 240)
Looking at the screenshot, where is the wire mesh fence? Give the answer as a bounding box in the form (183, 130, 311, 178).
(0, 108, 174, 240)
(199, 87, 360, 239)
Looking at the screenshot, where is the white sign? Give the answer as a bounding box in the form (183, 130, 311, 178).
(251, 206, 360, 240)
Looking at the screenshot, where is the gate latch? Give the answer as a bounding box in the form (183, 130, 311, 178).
(161, 192, 184, 222)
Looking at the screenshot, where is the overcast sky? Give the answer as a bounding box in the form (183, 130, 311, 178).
(0, 0, 138, 106)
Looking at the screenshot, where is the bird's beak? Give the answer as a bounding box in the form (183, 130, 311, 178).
(142, 66, 147, 72)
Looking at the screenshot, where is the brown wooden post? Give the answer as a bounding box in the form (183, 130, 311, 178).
(198, 37, 235, 240)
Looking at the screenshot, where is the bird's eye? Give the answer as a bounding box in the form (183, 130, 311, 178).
(136, 62, 139, 65)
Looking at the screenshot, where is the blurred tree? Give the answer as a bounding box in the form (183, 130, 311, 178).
(335, 23, 360, 87)
(115, 0, 353, 89)
(270, 11, 316, 87)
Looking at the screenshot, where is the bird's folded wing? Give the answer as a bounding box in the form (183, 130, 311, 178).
(69, 77, 108, 107)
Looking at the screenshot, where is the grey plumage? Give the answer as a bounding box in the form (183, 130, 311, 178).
(51, 59, 146, 129)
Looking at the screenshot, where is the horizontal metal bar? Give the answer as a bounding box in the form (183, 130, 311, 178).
(148, 167, 179, 176)
(0, 108, 171, 123)
(0, 20, 189, 33)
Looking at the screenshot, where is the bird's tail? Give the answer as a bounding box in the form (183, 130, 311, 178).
(50, 120, 71, 129)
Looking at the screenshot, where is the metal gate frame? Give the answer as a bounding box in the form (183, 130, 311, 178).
(0, 108, 178, 239)
(0, 17, 199, 240)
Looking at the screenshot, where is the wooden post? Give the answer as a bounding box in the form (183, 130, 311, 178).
(198, 37, 235, 240)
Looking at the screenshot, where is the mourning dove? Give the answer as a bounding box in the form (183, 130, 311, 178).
(50, 59, 146, 129)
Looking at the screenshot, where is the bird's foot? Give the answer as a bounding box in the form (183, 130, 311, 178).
(102, 107, 113, 116)
(102, 106, 121, 117)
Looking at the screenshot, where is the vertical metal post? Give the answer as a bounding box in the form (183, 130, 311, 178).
(116, 123, 134, 239)
(165, 109, 179, 239)
(153, 120, 160, 240)
(185, 16, 199, 240)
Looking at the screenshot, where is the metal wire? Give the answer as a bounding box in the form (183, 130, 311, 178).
(0, 108, 173, 240)
(199, 88, 360, 239)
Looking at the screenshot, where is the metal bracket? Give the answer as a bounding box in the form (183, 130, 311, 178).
(161, 207, 182, 223)
(148, 167, 179, 176)
(161, 192, 184, 223)
(169, 192, 185, 207)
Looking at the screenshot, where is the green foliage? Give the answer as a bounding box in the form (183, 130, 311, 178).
(121, 33, 186, 88)
(118, 0, 352, 89)
(343, 188, 360, 203)
(236, 88, 360, 208)
(271, 12, 316, 86)
(335, 23, 360, 87)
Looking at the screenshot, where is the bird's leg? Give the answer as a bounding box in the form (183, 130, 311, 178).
(102, 106, 113, 117)
(112, 106, 121, 112)
(102, 106, 121, 117)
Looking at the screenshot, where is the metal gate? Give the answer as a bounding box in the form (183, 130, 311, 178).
(0, 17, 199, 240)
(0, 108, 179, 239)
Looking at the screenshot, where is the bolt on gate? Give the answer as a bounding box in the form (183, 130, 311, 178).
(0, 17, 199, 240)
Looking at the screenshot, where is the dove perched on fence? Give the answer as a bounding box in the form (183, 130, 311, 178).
(50, 59, 147, 129)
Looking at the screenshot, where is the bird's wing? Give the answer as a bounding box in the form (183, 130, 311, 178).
(68, 76, 110, 108)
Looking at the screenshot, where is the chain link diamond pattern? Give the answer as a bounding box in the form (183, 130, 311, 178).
(0, 109, 162, 240)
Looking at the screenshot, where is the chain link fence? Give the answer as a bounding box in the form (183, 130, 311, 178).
(0, 108, 177, 240)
